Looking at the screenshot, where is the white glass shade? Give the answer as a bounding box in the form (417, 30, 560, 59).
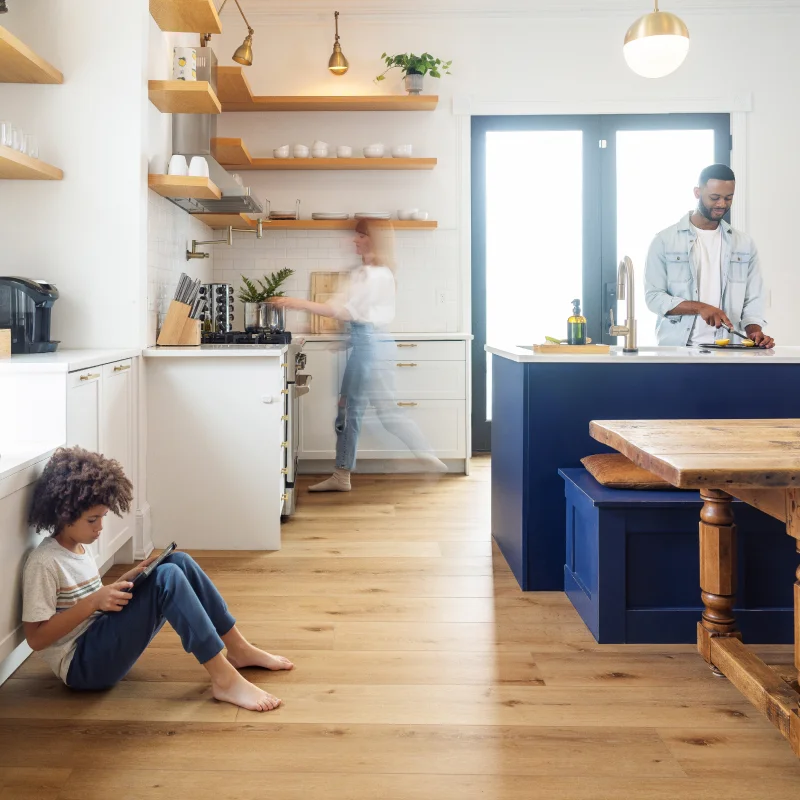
(623, 33, 689, 78)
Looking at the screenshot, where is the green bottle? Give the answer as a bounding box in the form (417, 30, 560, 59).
(567, 298, 587, 345)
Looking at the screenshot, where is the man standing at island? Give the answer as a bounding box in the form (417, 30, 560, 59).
(644, 164, 775, 348)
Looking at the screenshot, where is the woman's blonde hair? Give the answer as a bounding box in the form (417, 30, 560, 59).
(355, 218, 397, 271)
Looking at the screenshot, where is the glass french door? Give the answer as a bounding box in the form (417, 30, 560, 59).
(472, 113, 731, 452)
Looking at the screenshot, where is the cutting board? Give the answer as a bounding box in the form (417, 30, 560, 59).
(310, 272, 349, 334)
(532, 343, 611, 355)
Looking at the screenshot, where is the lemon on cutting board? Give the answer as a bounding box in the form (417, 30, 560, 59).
(742, 339, 756, 346)
(716, 338, 730, 346)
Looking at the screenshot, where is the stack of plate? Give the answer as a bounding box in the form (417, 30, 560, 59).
(354, 212, 390, 220)
(311, 212, 350, 220)
(269, 210, 298, 220)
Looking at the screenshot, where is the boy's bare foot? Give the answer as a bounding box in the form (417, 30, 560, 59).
(226, 644, 294, 672)
(212, 670, 281, 712)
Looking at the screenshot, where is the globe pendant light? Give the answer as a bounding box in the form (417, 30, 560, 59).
(623, 0, 690, 79)
(328, 11, 349, 76)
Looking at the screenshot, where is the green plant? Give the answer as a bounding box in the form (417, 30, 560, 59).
(238, 268, 294, 303)
(375, 52, 452, 82)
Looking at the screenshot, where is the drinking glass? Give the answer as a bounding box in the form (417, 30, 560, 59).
(11, 127, 22, 152)
(23, 134, 38, 159)
(0, 121, 11, 148)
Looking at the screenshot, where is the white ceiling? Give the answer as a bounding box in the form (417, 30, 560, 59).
(233, 0, 800, 20)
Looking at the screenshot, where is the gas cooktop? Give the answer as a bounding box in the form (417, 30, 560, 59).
(201, 331, 292, 345)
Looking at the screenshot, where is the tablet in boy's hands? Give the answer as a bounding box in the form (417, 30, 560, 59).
(129, 542, 177, 589)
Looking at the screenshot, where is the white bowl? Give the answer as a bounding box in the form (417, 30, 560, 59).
(292, 145, 309, 158)
(397, 209, 418, 221)
(411, 211, 429, 221)
(311, 148, 329, 158)
(274, 146, 290, 159)
(363, 144, 385, 158)
(392, 144, 413, 158)
(336, 146, 352, 158)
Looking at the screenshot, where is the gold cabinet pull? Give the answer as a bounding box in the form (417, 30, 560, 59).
(113, 364, 131, 373)
(281, 442, 288, 448)
(282, 493, 288, 502)
(281, 468, 288, 475)
(281, 415, 289, 421)
(396, 362, 418, 368)
(397, 401, 418, 407)
(80, 373, 100, 382)
(281, 362, 288, 368)
(281, 389, 289, 395)
(397, 343, 417, 348)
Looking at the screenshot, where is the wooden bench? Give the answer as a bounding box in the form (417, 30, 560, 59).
(559, 467, 796, 644)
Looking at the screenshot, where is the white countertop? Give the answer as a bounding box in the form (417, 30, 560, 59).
(0, 349, 139, 374)
(298, 332, 473, 342)
(143, 345, 288, 358)
(486, 344, 800, 364)
(0, 443, 60, 483)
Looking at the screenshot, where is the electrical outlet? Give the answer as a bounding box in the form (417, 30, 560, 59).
(436, 290, 447, 306)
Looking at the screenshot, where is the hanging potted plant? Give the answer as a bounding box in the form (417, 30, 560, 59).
(375, 52, 452, 95)
(238, 269, 294, 333)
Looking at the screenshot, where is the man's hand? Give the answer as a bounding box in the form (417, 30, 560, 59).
(92, 581, 133, 613)
(696, 303, 733, 330)
(745, 325, 775, 349)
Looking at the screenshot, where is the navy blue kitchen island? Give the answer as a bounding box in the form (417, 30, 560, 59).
(487, 344, 800, 591)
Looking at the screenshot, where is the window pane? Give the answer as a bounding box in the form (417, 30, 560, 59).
(485, 130, 583, 418)
(616, 129, 716, 346)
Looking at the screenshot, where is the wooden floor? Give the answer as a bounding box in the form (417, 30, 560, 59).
(2, 457, 800, 799)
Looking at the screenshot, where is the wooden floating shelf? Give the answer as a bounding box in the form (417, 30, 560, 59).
(148, 174, 221, 200)
(0, 26, 63, 84)
(0, 145, 62, 180)
(211, 138, 435, 171)
(149, 0, 222, 34)
(217, 66, 438, 112)
(148, 80, 221, 114)
(190, 214, 437, 231)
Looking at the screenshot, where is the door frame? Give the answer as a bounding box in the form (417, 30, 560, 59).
(465, 105, 746, 452)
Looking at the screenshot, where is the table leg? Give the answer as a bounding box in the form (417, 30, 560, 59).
(697, 489, 741, 669)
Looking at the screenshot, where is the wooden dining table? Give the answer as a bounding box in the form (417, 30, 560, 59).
(590, 418, 800, 756)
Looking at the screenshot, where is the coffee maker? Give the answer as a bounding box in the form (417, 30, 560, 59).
(0, 277, 60, 353)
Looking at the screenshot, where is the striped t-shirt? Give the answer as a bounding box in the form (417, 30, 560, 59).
(22, 536, 102, 682)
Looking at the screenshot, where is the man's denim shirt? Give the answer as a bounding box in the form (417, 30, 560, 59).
(644, 212, 767, 346)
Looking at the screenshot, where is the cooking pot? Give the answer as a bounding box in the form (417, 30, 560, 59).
(244, 301, 286, 333)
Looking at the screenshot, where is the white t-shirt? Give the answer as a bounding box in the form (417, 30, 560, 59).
(22, 536, 102, 683)
(340, 265, 396, 328)
(688, 224, 723, 345)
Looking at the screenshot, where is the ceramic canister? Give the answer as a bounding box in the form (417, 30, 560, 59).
(173, 47, 197, 81)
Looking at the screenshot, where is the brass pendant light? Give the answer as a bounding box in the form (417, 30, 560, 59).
(204, 0, 255, 66)
(328, 11, 349, 76)
(623, 0, 690, 79)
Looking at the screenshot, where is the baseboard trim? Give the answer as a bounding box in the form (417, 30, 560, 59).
(298, 459, 467, 475)
(136, 502, 154, 560)
(0, 640, 32, 687)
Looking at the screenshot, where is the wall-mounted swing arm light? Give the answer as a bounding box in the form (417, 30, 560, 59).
(202, 0, 255, 66)
(328, 11, 349, 75)
(187, 219, 263, 261)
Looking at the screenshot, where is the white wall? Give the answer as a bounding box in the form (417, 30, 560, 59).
(210, 4, 800, 341)
(0, 0, 150, 348)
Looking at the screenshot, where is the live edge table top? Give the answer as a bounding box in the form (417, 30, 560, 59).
(590, 419, 800, 490)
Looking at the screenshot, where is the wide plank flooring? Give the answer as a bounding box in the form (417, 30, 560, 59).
(2, 457, 800, 799)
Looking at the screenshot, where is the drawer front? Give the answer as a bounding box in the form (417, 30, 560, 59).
(371, 360, 465, 400)
(373, 340, 465, 361)
(68, 367, 103, 388)
(355, 400, 466, 459)
(103, 358, 133, 378)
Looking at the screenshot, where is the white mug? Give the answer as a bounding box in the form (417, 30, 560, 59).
(189, 156, 209, 177)
(173, 47, 197, 81)
(168, 154, 188, 176)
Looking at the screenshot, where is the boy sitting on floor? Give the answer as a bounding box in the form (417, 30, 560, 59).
(22, 446, 293, 712)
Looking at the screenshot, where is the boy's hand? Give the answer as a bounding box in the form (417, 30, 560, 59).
(92, 581, 133, 613)
(119, 553, 160, 583)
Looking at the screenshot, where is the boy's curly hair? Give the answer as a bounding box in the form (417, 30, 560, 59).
(29, 447, 133, 534)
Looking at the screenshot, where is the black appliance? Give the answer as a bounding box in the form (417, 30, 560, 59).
(201, 330, 292, 345)
(0, 277, 60, 353)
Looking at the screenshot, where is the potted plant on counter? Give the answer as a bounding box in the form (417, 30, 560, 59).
(238, 268, 294, 333)
(375, 52, 452, 95)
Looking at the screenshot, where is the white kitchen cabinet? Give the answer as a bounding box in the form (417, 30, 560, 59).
(66, 359, 134, 563)
(297, 338, 469, 469)
(298, 342, 344, 459)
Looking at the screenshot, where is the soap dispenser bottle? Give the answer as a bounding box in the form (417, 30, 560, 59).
(567, 299, 587, 345)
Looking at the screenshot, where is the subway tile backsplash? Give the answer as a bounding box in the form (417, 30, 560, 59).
(212, 228, 459, 334)
(147, 192, 214, 344)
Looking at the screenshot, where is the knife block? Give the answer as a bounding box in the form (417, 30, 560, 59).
(157, 301, 200, 346)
